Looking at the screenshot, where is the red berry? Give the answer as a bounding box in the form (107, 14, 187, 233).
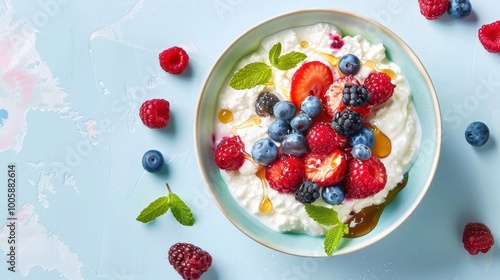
(303, 148, 347, 187)
(139, 98, 170, 128)
(364, 72, 395, 107)
(214, 136, 245, 171)
(345, 156, 387, 199)
(306, 122, 339, 155)
(478, 20, 500, 53)
(159, 46, 189, 74)
(168, 243, 212, 280)
(290, 61, 334, 109)
(462, 222, 495, 255)
(418, 0, 449, 20)
(322, 76, 360, 118)
(265, 154, 305, 193)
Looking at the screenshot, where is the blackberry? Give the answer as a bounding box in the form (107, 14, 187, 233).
(255, 92, 279, 117)
(342, 83, 370, 107)
(295, 180, 320, 204)
(331, 108, 363, 136)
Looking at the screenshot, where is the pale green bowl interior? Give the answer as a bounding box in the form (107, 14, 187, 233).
(194, 9, 441, 257)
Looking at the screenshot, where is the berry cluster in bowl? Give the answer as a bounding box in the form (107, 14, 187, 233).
(211, 22, 422, 254)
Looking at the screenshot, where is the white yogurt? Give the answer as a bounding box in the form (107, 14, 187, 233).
(214, 23, 421, 236)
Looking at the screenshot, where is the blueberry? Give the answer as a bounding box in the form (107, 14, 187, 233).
(290, 113, 312, 133)
(465, 121, 489, 147)
(447, 0, 472, 19)
(322, 184, 345, 205)
(273, 101, 296, 120)
(282, 132, 309, 157)
(251, 138, 278, 166)
(348, 126, 375, 149)
(142, 150, 165, 173)
(301, 96, 322, 118)
(338, 54, 360, 75)
(351, 144, 371, 160)
(268, 118, 291, 142)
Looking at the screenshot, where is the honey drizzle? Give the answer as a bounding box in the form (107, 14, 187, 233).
(364, 123, 392, 158)
(231, 115, 261, 135)
(256, 167, 272, 213)
(345, 173, 409, 238)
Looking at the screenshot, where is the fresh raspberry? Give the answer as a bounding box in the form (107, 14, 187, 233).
(478, 20, 500, 53)
(306, 122, 339, 155)
(214, 136, 245, 171)
(364, 72, 396, 107)
(265, 154, 305, 193)
(303, 148, 347, 187)
(168, 243, 212, 280)
(139, 98, 170, 128)
(345, 156, 387, 199)
(159, 46, 189, 74)
(322, 76, 361, 118)
(462, 222, 495, 255)
(418, 0, 449, 20)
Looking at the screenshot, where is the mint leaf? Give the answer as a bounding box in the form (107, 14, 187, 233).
(268, 43, 282, 66)
(229, 62, 272, 90)
(274, 51, 307, 70)
(268, 42, 306, 71)
(169, 192, 195, 226)
(324, 223, 349, 255)
(136, 196, 170, 223)
(305, 204, 339, 226)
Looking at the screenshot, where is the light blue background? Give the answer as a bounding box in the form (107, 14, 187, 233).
(1, 0, 500, 279)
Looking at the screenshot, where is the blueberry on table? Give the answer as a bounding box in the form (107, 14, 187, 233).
(465, 121, 489, 147)
(447, 0, 472, 19)
(142, 150, 165, 172)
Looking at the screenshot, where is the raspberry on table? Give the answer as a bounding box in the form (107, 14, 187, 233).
(214, 136, 245, 171)
(159, 46, 189, 74)
(462, 222, 495, 255)
(478, 20, 500, 53)
(418, 0, 450, 20)
(139, 98, 170, 128)
(168, 243, 212, 280)
(364, 72, 395, 107)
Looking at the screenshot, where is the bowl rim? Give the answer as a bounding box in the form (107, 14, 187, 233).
(194, 8, 442, 257)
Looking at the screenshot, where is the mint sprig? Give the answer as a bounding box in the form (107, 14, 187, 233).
(229, 42, 306, 90)
(136, 183, 194, 226)
(305, 204, 349, 255)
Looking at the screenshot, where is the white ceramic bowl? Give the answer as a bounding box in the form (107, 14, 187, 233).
(194, 9, 441, 257)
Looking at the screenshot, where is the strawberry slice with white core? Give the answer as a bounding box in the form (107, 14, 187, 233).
(304, 148, 347, 187)
(290, 61, 334, 109)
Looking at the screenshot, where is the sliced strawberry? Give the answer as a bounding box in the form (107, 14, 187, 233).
(345, 156, 387, 199)
(322, 76, 360, 118)
(265, 154, 305, 193)
(290, 61, 334, 109)
(303, 148, 347, 187)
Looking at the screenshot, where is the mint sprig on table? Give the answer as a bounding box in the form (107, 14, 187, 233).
(305, 204, 349, 255)
(136, 183, 194, 226)
(229, 42, 306, 90)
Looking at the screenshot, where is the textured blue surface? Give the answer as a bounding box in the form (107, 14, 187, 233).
(1, 0, 500, 279)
